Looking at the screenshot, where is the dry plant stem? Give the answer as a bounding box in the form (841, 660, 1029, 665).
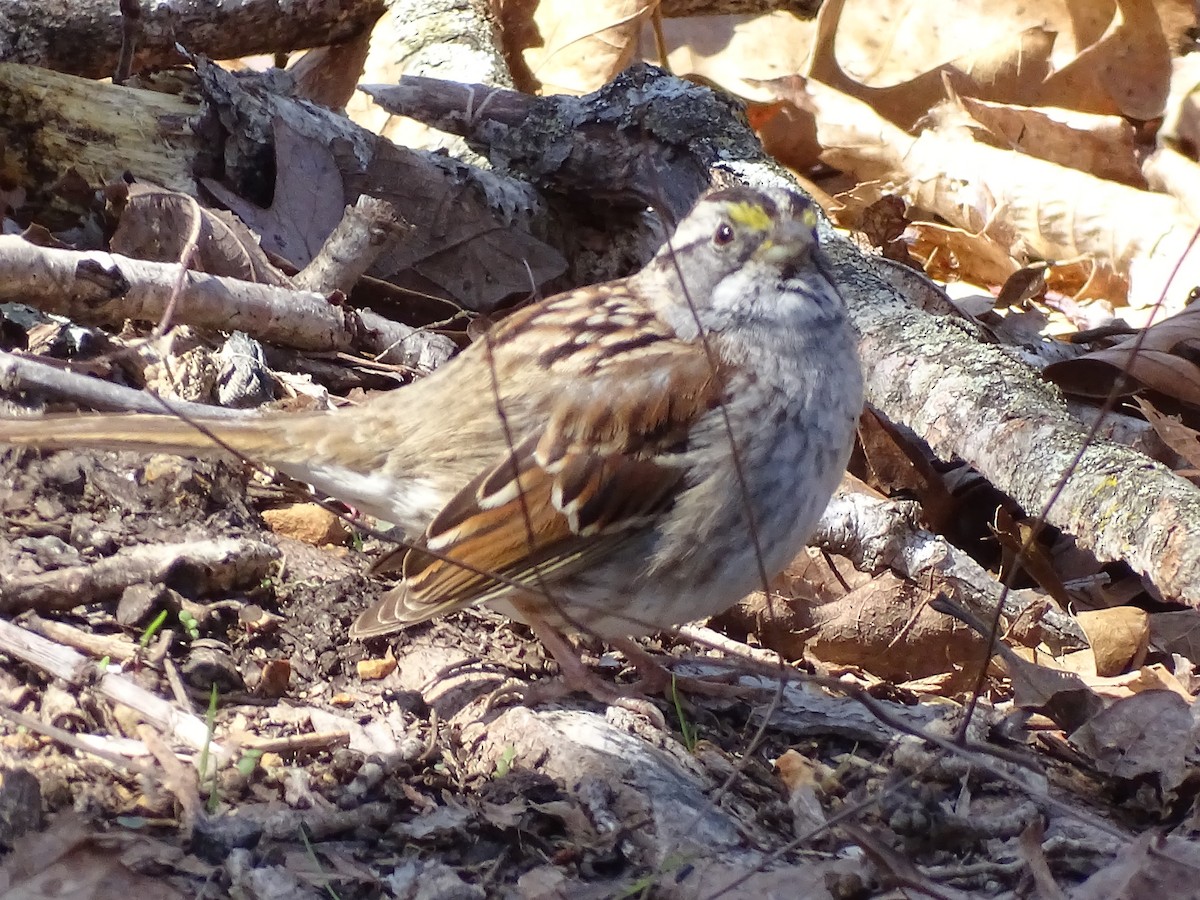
(293, 196, 408, 294)
(25, 615, 143, 665)
(0, 237, 455, 372)
(0, 617, 229, 762)
(162, 657, 193, 710)
(611, 637, 745, 697)
(0, 538, 279, 614)
(237, 731, 352, 754)
(151, 196, 202, 339)
(822, 675, 1128, 842)
(699, 764, 935, 900)
(677, 624, 784, 665)
(843, 824, 975, 900)
(138, 726, 202, 835)
(0, 351, 255, 419)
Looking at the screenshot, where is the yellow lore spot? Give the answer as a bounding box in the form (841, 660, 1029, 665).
(726, 201, 772, 232)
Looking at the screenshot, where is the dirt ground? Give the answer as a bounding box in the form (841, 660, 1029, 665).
(0, 438, 1172, 900)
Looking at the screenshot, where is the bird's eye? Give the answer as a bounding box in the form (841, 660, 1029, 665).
(713, 222, 735, 246)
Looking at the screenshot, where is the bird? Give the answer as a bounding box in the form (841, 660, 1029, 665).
(0, 184, 863, 705)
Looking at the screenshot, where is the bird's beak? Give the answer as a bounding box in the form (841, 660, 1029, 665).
(758, 218, 816, 265)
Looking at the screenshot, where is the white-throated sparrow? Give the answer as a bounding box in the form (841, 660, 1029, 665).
(0, 185, 863, 703)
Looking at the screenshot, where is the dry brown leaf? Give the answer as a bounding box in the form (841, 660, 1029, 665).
(1039, 0, 1171, 119)
(1162, 52, 1200, 150)
(289, 35, 373, 111)
(1073, 831, 1200, 900)
(209, 116, 566, 313)
(996, 263, 1049, 307)
(992, 508, 1073, 609)
(947, 96, 1146, 187)
(1143, 146, 1200, 222)
(742, 76, 822, 174)
(1068, 688, 1191, 789)
(753, 99, 823, 174)
(1076, 607, 1150, 676)
(1132, 396, 1200, 473)
(1044, 258, 1128, 304)
(907, 220, 1020, 288)
(804, 571, 983, 682)
(500, 0, 657, 95)
(0, 815, 186, 900)
(715, 549, 988, 681)
(1045, 308, 1200, 412)
(256, 658, 293, 698)
(856, 407, 958, 534)
(1000, 646, 1104, 732)
(811, 63, 1199, 318)
(650, 12, 817, 98)
(1058, 647, 1100, 678)
(1149, 608, 1200, 662)
(809, 0, 1054, 129)
(811, 81, 1189, 315)
(111, 183, 290, 285)
(901, 130, 1199, 317)
(1087, 664, 1195, 700)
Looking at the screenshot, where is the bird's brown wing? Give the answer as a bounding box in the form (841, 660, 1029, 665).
(350, 335, 728, 638)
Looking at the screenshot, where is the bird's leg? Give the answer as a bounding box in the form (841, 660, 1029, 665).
(612, 637, 749, 699)
(484, 618, 665, 725)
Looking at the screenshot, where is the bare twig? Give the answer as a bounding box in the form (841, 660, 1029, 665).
(293, 196, 409, 294)
(0, 350, 255, 418)
(0, 617, 230, 762)
(0, 538, 279, 614)
(0, 237, 455, 372)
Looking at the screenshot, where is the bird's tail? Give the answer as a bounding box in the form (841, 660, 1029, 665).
(0, 411, 291, 461)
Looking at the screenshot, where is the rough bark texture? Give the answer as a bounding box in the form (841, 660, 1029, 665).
(0, 238, 455, 371)
(823, 229, 1200, 608)
(0, 62, 201, 195)
(0, 0, 384, 80)
(345, 0, 511, 159)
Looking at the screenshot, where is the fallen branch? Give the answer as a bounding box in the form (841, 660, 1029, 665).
(0, 351, 257, 418)
(0, 538, 279, 614)
(0, 617, 229, 762)
(811, 479, 1086, 649)
(821, 230, 1200, 608)
(0, 237, 455, 371)
(0, 0, 384, 79)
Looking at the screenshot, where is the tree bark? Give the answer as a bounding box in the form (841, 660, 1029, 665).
(0, 0, 383, 80)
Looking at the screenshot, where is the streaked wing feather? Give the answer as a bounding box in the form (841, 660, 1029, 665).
(352, 294, 729, 636)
